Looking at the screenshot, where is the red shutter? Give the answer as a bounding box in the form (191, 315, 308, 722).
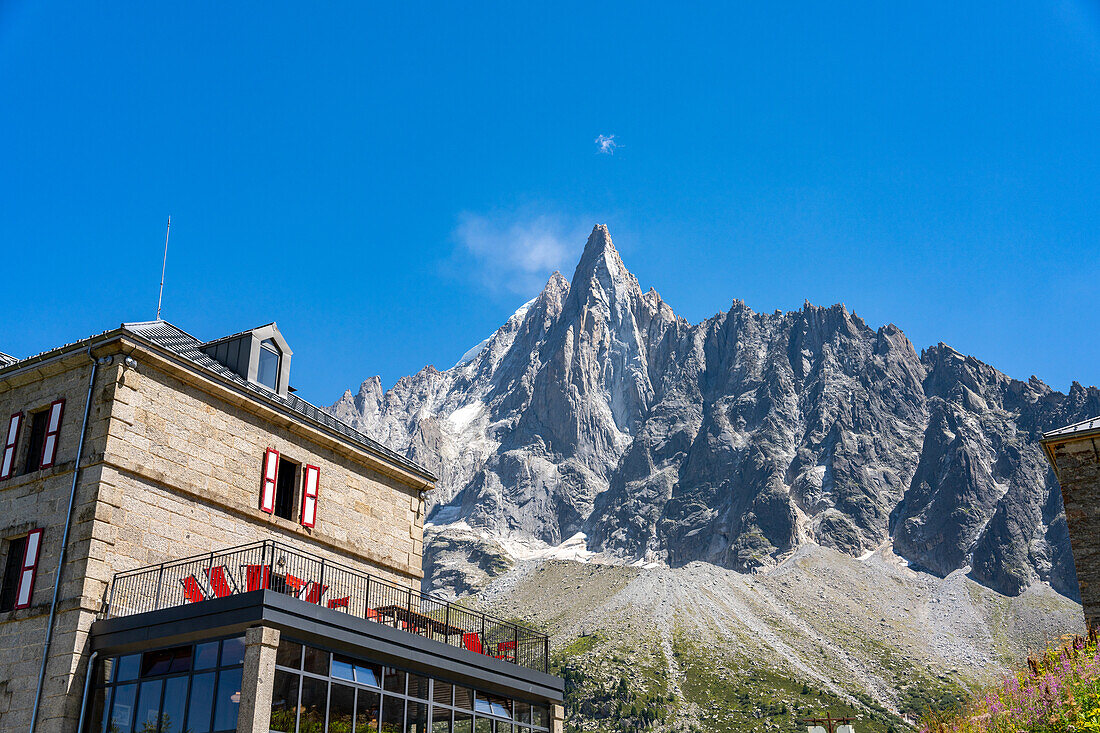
(13, 528, 43, 610)
(260, 449, 279, 513)
(39, 400, 65, 469)
(1, 412, 22, 481)
(300, 464, 319, 527)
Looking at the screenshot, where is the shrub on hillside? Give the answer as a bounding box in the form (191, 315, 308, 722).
(921, 628, 1100, 733)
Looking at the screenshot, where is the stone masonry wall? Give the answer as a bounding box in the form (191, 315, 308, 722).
(0, 351, 115, 733)
(1051, 436, 1100, 628)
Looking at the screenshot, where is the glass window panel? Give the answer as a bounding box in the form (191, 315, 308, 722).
(90, 686, 107, 733)
(356, 690, 381, 733)
(474, 718, 491, 733)
(474, 699, 492, 716)
(161, 676, 189, 733)
(212, 667, 243, 731)
(298, 675, 327, 732)
(329, 683, 355, 733)
(185, 671, 216, 733)
(406, 702, 427, 733)
(142, 647, 182, 677)
(116, 654, 141, 682)
(257, 345, 279, 390)
(431, 704, 451, 733)
(101, 657, 115, 685)
(433, 680, 453, 707)
(134, 679, 164, 732)
(168, 646, 193, 674)
(453, 712, 472, 733)
(220, 636, 246, 667)
(513, 702, 530, 724)
(380, 695, 404, 733)
(332, 657, 355, 682)
(355, 662, 381, 688)
(496, 722, 513, 733)
(531, 706, 547, 729)
(270, 670, 300, 733)
(489, 702, 510, 719)
(383, 668, 405, 695)
(303, 645, 330, 676)
(194, 642, 220, 671)
(276, 638, 303, 669)
(454, 688, 473, 711)
(109, 683, 136, 733)
(407, 673, 429, 700)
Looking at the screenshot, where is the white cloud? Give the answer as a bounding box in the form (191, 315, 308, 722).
(595, 134, 619, 155)
(452, 211, 590, 295)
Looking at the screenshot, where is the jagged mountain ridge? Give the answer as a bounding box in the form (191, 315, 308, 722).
(332, 225, 1100, 598)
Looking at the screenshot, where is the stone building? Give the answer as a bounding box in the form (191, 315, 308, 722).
(0, 320, 563, 732)
(1041, 416, 1100, 629)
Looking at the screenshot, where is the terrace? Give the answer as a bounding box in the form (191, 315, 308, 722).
(104, 540, 550, 674)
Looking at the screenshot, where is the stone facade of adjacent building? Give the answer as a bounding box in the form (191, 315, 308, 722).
(1042, 418, 1100, 629)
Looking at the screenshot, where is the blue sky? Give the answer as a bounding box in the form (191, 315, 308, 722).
(2, 2, 1098, 405)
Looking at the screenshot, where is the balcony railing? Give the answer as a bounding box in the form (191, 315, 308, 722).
(105, 540, 549, 673)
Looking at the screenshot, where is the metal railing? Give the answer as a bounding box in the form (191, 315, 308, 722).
(105, 540, 549, 673)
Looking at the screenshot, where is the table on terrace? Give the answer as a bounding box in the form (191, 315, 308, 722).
(374, 605, 469, 636)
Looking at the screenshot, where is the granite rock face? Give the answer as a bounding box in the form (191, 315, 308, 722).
(331, 225, 1098, 599)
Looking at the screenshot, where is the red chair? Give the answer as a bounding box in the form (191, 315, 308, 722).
(204, 566, 236, 598)
(462, 633, 484, 654)
(495, 640, 516, 661)
(327, 596, 350, 610)
(284, 573, 307, 597)
(366, 608, 380, 622)
(180, 575, 206, 604)
(243, 564, 270, 592)
(304, 581, 329, 605)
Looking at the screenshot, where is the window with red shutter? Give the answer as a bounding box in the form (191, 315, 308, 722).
(300, 465, 319, 527)
(0, 413, 22, 480)
(13, 528, 42, 610)
(261, 449, 279, 513)
(39, 399, 65, 469)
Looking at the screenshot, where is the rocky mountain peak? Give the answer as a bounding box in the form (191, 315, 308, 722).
(333, 224, 1094, 601)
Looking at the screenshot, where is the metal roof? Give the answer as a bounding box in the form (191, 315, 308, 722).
(0, 320, 435, 483)
(1041, 415, 1100, 443)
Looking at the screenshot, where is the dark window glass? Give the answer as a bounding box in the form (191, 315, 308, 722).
(213, 667, 243, 731)
(275, 638, 303, 669)
(513, 702, 530, 724)
(193, 642, 219, 670)
(161, 676, 189, 733)
(257, 342, 280, 391)
(142, 646, 190, 677)
(22, 410, 48, 474)
(274, 457, 298, 520)
(355, 662, 381, 688)
(454, 688, 473, 711)
(497, 722, 513, 733)
(134, 679, 164, 733)
(407, 673, 429, 700)
(329, 682, 355, 733)
(0, 535, 27, 611)
(383, 667, 405, 694)
(186, 671, 216, 733)
(531, 706, 547, 728)
(110, 682, 137, 733)
(116, 654, 141, 682)
(356, 690, 381, 733)
(453, 712, 472, 733)
(89, 686, 107, 733)
(475, 694, 510, 719)
(220, 636, 246, 667)
(270, 670, 300, 733)
(474, 718, 491, 733)
(101, 657, 115, 684)
(431, 704, 451, 733)
(433, 680, 453, 707)
(303, 645, 329, 675)
(298, 675, 327, 732)
(380, 696, 404, 733)
(406, 701, 427, 733)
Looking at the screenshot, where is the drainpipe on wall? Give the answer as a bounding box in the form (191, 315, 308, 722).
(28, 349, 111, 733)
(74, 651, 97, 733)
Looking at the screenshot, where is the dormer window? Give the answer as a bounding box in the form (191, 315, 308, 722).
(256, 340, 280, 392)
(200, 323, 293, 397)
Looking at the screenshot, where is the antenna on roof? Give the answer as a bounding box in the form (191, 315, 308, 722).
(156, 216, 171, 320)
